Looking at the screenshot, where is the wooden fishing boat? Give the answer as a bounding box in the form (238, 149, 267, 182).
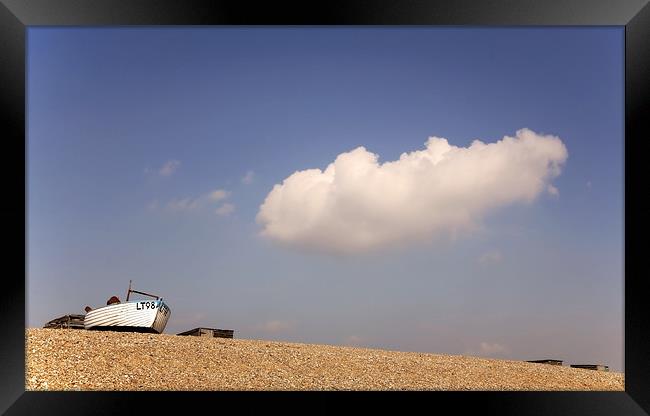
(83, 281, 171, 334)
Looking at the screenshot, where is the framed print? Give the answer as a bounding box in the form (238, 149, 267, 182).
(1, 0, 648, 414)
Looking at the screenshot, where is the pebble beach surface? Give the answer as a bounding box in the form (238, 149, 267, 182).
(26, 328, 624, 391)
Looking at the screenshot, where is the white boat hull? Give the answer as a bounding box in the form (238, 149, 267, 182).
(84, 299, 171, 333)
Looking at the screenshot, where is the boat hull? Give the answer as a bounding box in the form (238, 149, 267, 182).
(84, 300, 171, 334)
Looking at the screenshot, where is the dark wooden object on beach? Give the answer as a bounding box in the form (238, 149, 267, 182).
(177, 327, 234, 339)
(570, 364, 609, 371)
(43, 314, 86, 329)
(526, 359, 564, 365)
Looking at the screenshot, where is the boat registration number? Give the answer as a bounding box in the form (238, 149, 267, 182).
(135, 301, 169, 316)
(136, 301, 158, 310)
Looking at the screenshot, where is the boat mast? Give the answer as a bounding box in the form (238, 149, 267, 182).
(126, 280, 160, 301)
(128, 289, 160, 300)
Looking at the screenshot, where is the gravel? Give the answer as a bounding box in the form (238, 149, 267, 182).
(25, 328, 624, 391)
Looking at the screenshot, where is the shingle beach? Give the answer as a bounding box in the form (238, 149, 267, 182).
(26, 328, 624, 391)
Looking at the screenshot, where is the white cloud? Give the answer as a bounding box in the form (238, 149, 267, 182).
(215, 203, 235, 216)
(466, 342, 510, 357)
(547, 184, 559, 197)
(209, 189, 230, 202)
(256, 128, 568, 254)
(242, 170, 255, 185)
(586, 181, 592, 189)
(478, 250, 503, 265)
(164, 189, 231, 213)
(479, 342, 508, 355)
(166, 197, 202, 212)
(158, 160, 181, 177)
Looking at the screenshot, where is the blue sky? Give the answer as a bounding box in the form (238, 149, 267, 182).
(27, 27, 623, 371)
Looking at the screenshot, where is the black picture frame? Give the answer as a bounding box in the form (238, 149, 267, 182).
(2, 0, 648, 414)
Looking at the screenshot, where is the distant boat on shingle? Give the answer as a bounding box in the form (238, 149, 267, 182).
(570, 364, 609, 372)
(526, 359, 563, 366)
(83, 280, 171, 334)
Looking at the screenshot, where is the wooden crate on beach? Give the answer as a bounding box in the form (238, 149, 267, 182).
(177, 327, 234, 339)
(43, 314, 86, 329)
(570, 364, 609, 371)
(526, 359, 563, 366)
